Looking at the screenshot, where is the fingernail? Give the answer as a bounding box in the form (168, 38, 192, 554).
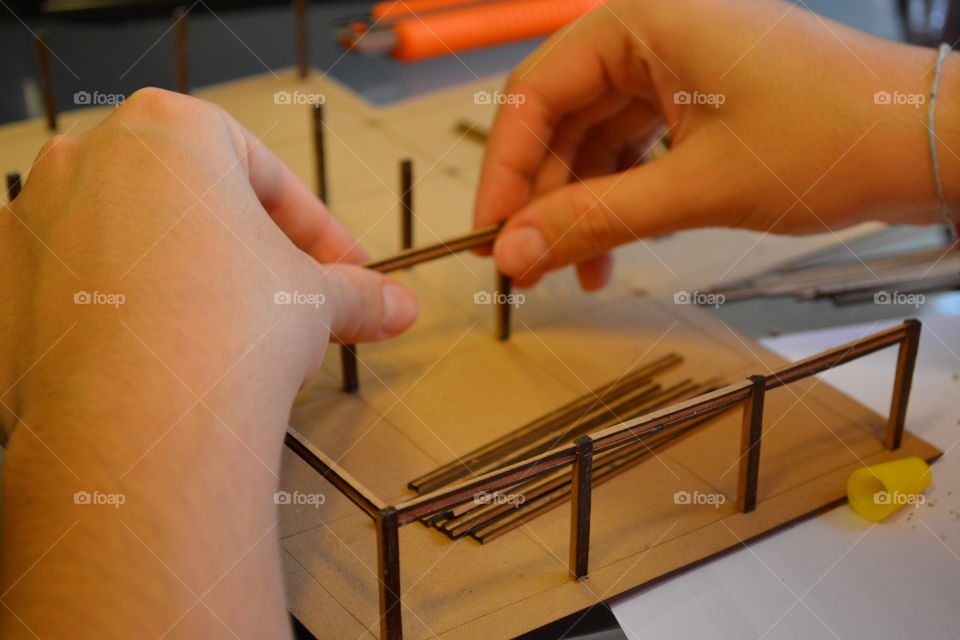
(494, 226, 549, 275)
(379, 282, 419, 339)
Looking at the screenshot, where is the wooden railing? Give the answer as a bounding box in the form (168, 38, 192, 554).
(285, 319, 922, 640)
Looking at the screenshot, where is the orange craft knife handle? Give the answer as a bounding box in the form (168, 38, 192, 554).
(372, 0, 489, 21)
(391, 0, 608, 61)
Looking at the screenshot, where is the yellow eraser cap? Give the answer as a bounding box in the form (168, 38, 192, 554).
(846, 457, 931, 522)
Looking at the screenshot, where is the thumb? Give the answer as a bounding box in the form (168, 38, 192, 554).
(319, 264, 420, 344)
(492, 150, 707, 279)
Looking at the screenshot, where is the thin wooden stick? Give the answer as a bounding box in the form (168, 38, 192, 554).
(312, 103, 327, 202)
(400, 159, 413, 250)
(293, 0, 308, 79)
(432, 381, 716, 537)
(471, 416, 718, 543)
(496, 272, 511, 341)
(409, 355, 682, 492)
(569, 436, 593, 578)
(376, 507, 402, 640)
(886, 318, 921, 449)
(173, 6, 189, 94)
(362, 224, 501, 273)
(35, 31, 57, 132)
(736, 375, 765, 513)
(341, 343, 358, 392)
(6, 173, 22, 202)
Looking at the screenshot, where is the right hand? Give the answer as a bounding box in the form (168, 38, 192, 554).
(475, 0, 958, 289)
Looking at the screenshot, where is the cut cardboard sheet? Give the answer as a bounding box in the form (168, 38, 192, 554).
(0, 70, 940, 640)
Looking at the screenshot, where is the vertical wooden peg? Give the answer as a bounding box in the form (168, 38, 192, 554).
(400, 159, 413, 250)
(886, 318, 921, 450)
(6, 173, 22, 202)
(34, 31, 57, 132)
(341, 343, 358, 393)
(736, 375, 766, 513)
(173, 6, 189, 94)
(312, 103, 328, 203)
(376, 507, 403, 640)
(569, 436, 593, 579)
(495, 272, 512, 341)
(293, 0, 308, 79)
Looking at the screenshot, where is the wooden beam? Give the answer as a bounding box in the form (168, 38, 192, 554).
(312, 103, 327, 202)
(376, 507, 403, 640)
(341, 343, 358, 393)
(173, 6, 189, 94)
(736, 375, 766, 513)
(495, 272, 511, 341)
(6, 172, 22, 202)
(886, 318, 921, 449)
(569, 436, 593, 579)
(35, 31, 57, 132)
(293, 0, 308, 79)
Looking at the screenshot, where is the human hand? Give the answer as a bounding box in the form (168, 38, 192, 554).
(475, 0, 959, 289)
(0, 88, 418, 639)
(1, 87, 418, 439)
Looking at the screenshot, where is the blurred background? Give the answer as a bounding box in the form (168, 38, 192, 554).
(0, 0, 958, 125)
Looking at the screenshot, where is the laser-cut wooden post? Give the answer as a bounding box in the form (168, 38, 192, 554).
(736, 375, 766, 513)
(35, 31, 57, 132)
(341, 343, 359, 392)
(400, 159, 413, 250)
(376, 507, 403, 640)
(173, 6, 189, 94)
(496, 272, 512, 340)
(6, 172, 22, 202)
(886, 318, 921, 450)
(312, 103, 327, 202)
(569, 436, 593, 579)
(293, 0, 308, 78)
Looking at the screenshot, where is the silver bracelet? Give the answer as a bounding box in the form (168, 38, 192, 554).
(928, 42, 958, 240)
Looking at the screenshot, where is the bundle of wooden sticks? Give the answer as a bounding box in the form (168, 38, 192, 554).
(407, 354, 724, 543)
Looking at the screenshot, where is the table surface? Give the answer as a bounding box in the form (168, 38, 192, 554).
(612, 315, 960, 640)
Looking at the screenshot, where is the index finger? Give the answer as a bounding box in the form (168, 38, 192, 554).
(473, 7, 634, 231)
